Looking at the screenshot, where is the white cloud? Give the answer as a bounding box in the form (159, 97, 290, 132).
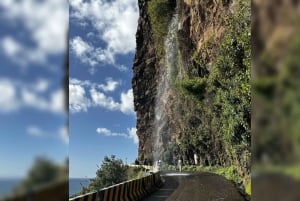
(27, 126, 46, 137)
(21, 88, 48, 110)
(96, 127, 138, 144)
(0, 0, 68, 68)
(99, 78, 119, 92)
(96, 127, 126, 137)
(0, 78, 64, 114)
(20, 88, 64, 114)
(90, 88, 119, 110)
(1, 36, 22, 57)
(27, 125, 69, 144)
(69, 84, 90, 113)
(69, 0, 138, 69)
(69, 77, 119, 92)
(86, 32, 94, 38)
(49, 89, 65, 113)
(69, 78, 91, 86)
(0, 79, 19, 113)
(96, 127, 111, 135)
(128, 127, 138, 144)
(0, 37, 45, 67)
(70, 36, 92, 57)
(69, 77, 134, 115)
(34, 79, 50, 92)
(116, 64, 128, 72)
(70, 36, 115, 72)
(120, 89, 134, 114)
(59, 126, 69, 144)
(90, 88, 134, 114)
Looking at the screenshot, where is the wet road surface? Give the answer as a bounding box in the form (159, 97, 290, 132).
(141, 171, 246, 201)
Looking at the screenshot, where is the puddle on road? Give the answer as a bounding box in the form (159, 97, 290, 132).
(164, 173, 191, 176)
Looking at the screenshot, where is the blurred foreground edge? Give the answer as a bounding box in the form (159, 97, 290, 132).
(252, 0, 300, 200)
(0, 180, 68, 201)
(252, 172, 300, 201)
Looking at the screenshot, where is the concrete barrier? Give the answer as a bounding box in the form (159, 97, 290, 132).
(154, 172, 163, 188)
(69, 172, 162, 201)
(72, 191, 99, 201)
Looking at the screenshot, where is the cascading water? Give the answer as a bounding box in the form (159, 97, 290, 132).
(152, 13, 179, 166)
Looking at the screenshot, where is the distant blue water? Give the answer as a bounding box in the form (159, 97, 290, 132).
(0, 178, 22, 197)
(0, 178, 91, 198)
(69, 178, 91, 197)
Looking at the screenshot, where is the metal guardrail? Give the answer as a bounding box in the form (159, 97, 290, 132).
(69, 172, 163, 201)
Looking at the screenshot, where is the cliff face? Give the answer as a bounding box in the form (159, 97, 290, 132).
(132, 0, 156, 162)
(133, 0, 250, 180)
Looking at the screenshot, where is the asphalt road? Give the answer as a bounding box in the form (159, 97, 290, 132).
(141, 171, 246, 201)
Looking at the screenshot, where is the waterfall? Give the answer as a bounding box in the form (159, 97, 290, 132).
(152, 14, 179, 165)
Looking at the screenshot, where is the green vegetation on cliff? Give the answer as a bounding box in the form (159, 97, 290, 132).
(143, 0, 251, 193)
(148, 0, 175, 57)
(169, 0, 251, 191)
(175, 0, 250, 166)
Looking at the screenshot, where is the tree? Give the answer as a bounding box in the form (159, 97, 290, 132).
(87, 155, 128, 191)
(14, 156, 67, 193)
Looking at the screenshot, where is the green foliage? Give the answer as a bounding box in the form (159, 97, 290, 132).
(214, 166, 239, 183)
(161, 164, 177, 171)
(174, 0, 251, 184)
(127, 166, 145, 180)
(87, 155, 127, 192)
(162, 142, 181, 165)
(177, 78, 207, 101)
(244, 179, 251, 195)
(252, 77, 276, 100)
(148, 0, 175, 57)
(14, 157, 68, 193)
(79, 156, 146, 195)
(181, 165, 240, 182)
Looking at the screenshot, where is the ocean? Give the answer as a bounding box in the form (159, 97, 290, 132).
(0, 178, 91, 198)
(0, 178, 22, 197)
(69, 178, 91, 197)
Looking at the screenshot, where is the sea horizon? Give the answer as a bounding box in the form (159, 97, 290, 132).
(69, 178, 92, 197)
(0, 178, 22, 197)
(0, 177, 94, 198)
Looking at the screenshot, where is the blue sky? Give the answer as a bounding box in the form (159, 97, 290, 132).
(0, 1, 68, 178)
(69, 0, 139, 178)
(0, 0, 139, 179)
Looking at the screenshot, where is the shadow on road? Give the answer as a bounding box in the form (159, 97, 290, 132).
(140, 174, 180, 201)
